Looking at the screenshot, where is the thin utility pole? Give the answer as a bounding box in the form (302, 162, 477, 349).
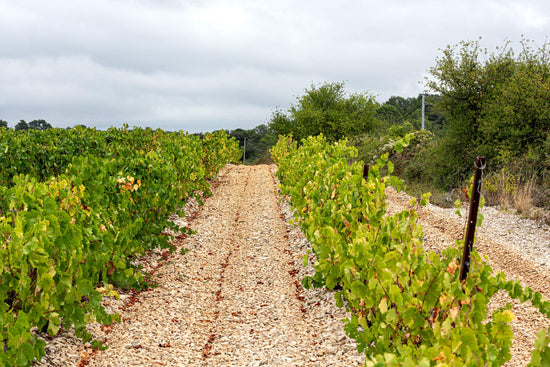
(242, 137, 247, 164)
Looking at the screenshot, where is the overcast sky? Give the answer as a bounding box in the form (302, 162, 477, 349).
(0, 1, 549, 132)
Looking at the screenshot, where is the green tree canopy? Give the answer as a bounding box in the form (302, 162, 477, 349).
(269, 82, 379, 142)
(14, 119, 53, 131)
(28, 119, 53, 130)
(0, 120, 7, 128)
(425, 38, 550, 182)
(14, 120, 29, 131)
(376, 95, 446, 134)
(227, 124, 278, 164)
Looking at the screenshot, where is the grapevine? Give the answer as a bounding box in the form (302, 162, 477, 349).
(0, 126, 240, 366)
(272, 134, 550, 366)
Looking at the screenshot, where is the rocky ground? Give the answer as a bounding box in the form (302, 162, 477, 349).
(35, 164, 550, 366)
(36, 164, 364, 366)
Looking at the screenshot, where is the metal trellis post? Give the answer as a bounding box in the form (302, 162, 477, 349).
(459, 156, 486, 281)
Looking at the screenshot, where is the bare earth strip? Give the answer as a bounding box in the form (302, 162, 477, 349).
(386, 188, 550, 367)
(71, 164, 362, 367)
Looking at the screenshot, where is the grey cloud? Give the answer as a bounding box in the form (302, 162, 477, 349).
(0, 0, 549, 131)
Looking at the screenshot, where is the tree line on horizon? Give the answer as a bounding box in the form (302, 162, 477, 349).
(226, 90, 445, 164)
(0, 119, 53, 131)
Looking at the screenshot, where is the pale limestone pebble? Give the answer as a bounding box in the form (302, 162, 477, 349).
(39, 163, 550, 366)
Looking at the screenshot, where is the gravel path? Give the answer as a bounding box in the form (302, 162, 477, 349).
(35, 164, 550, 366)
(36, 164, 363, 366)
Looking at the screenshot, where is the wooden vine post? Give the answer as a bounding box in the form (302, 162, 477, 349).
(459, 156, 486, 281)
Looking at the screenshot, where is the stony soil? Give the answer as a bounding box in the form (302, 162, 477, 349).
(36, 164, 364, 366)
(35, 164, 550, 366)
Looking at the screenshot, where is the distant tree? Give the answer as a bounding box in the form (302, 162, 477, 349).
(269, 82, 379, 142)
(253, 125, 278, 161)
(375, 104, 400, 125)
(385, 96, 412, 113)
(28, 119, 52, 130)
(228, 124, 278, 164)
(268, 109, 293, 137)
(229, 128, 247, 145)
(376, 96, 421, 128)
(66, 124, 88, 130)
(14, 120, 29, 131)
(0, 120, 7, 128)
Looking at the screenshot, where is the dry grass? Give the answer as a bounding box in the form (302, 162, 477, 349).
(482, 170, 516, 208)
(479, 172, 550, 224)
(481, 170, 538, 216)
(513, 177, 536, 216)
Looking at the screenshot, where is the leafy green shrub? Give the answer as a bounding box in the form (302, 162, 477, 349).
(425, 38, 550, 197)
(269, 81, 379, 143)
(387, 121, 415, 139)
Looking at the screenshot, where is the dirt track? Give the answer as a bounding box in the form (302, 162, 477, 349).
(37, 164, 550, 366)
(38, 164, 363, 366)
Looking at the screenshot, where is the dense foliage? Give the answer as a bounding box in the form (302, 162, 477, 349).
(262, 38, 550, 212)
(0, 126, 240, 366)
(269, 82, 379, 143)
(227, 124, 278, 164)
(272, 134, 550, 366)
(421, 38, 550, 192)
(13, 120, 53, 131)
(376, 95, 446, 136)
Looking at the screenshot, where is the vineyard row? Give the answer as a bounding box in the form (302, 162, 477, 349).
(0, 126, 241, 366)
(271, 134, 550, 366)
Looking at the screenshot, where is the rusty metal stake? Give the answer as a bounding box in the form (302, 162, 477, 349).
(363, 164, 369, 180)
(459, 156, 486, 281)
(358, 163, 369, 224)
